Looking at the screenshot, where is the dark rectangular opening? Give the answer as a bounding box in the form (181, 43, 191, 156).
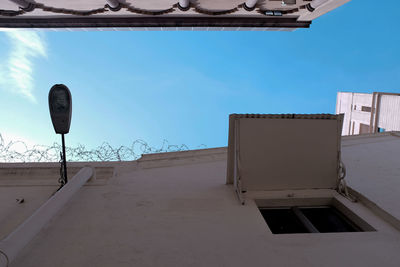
(361, 106, 372, 112)
(259, 206, 364, 234)
(259, 208, 309, 234)
(300, 207, 361, 233)
(359, 123, 370, 134)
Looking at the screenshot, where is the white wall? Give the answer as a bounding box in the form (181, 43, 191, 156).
(378, 95, 400, 131)
(335, 92, 400, 135)
(337, 92, 372, 135)
(2, 144, 400, 267)
(336, 92, 353, 135)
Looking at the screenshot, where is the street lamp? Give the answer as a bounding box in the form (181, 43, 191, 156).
(48, 84, 72, 187)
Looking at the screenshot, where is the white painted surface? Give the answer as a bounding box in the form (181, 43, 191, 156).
(0, 167, 94, 267)
(298, 0, 351, 21)
(336, 92, 353, 135)
(178, 0, 189, 8)
(378, 95, 400, 131)
(8, 0, 30, 9)
(337, 92, 373, 134)
(0, 0, 350, 23)
(245, 0, 259, 9)
(310, 0, 330, 9)
(234, 117, 341, 190)
(336, 92, 400, 135)
(342, 133, 400, 222)
(1, 137, 400, 266)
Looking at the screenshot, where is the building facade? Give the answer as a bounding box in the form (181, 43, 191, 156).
(1, 116, 400, 266)
(336, 92, 400, 136)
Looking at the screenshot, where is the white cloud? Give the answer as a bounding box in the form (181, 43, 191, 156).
(0, 31, 47, 102)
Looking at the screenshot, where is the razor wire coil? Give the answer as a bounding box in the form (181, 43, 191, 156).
(0, 133, 205, 162)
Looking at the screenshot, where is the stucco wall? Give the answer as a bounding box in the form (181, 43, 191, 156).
(1, 140, 400, 266)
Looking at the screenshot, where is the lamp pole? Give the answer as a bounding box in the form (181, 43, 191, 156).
(61, 134, 68, 184)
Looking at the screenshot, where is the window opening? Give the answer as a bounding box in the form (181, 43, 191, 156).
(259, 206, 363, 234)
(361, 106, 372, 112)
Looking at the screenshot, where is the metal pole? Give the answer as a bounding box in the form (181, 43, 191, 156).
(61, 134, 68, 184)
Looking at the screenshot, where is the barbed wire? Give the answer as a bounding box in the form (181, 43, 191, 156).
(0, 133, 206, 163)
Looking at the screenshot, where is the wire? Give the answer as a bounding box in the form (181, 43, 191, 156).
(0, 133, 205, 163)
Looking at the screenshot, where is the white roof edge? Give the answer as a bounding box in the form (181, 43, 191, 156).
(342, 131, 400, 140)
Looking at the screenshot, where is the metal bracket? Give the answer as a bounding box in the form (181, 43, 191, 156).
(235, 179, 245, 205)
(337, 161, 357, 202)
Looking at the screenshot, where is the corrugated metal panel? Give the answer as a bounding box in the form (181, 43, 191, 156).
(229, 113, 339, 120)
(378, 95, 400, 131)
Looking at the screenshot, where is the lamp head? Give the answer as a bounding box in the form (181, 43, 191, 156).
(48, 84, 72, 134)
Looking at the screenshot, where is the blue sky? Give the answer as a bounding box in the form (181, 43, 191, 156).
(1, 0, 400, 155)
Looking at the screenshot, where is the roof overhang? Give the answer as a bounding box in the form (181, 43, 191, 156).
(0, 16, 310, 29)
(0, 0, 351, 30)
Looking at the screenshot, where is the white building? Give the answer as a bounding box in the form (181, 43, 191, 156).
(336, 92, 400, 136)
(1, 114, 400, 266)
